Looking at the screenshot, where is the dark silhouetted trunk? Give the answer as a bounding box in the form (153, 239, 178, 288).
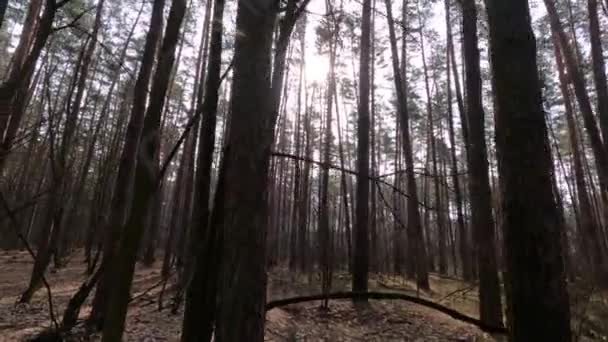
(89, 0, 166, 328)
(353, 0, 371, 295)
(100, 0, 186, 339)
(213, 1, 277, 340)
(180, 0, 225, 338)
(587, 0, 608, 149)
(460, 0, 503, 327)
(486, 0, 572, 340)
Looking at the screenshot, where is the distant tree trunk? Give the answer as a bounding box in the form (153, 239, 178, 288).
(335, 83, 352, 274)
(544, 0, 608, 205)
(460, 0, 502, 327)
(353, 0, 372, 296)
(170, 0, 211, 311)
(384, 0, 429, 290)
(319, 17, 338, 303)
(0, 0, 55, 173)
(298, 98, 312, 273)
(417, 15, 446, 275)
(444, 0, 470, 281)
(20, 0, 107, 296)
(554, 37, 607, 283)
(0, 0, 7, 30)
(101, 0, 186, 340)
(180, 0, 225, 338)
(486, 0, 572, 340)
(587, 0, 608, 149)
(80, 1, 144, 263)
(213, 1, 277, 340)
(289, 20, 306, 271)
(89, 0, 166, 328)
(369, 0, 378, 274)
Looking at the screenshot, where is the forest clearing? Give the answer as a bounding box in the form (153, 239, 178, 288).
(3, 0, 608, 340)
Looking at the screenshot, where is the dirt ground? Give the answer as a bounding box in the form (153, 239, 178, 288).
(0, 249, 557, 341)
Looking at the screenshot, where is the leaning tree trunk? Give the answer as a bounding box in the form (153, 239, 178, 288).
(100, 0, 186, 340)
(544, 0, 608, 206)
(554, 36, 608, 284)
(89, 0, 166, 328)
(587, 0, 608, 149)
(486, 0, 572, 340)
(0, 0, 55, 173)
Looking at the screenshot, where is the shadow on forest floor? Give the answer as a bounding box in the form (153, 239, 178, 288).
(0, 250, 605, 341)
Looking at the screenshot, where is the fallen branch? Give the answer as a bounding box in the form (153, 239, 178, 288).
(265, 291, 507, 334)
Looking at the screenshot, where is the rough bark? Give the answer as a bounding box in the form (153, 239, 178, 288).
(213, 1, 277, 340)
(486, 0, 572, 340)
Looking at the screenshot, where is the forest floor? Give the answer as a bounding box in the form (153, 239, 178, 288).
(0, 250, 605, 341)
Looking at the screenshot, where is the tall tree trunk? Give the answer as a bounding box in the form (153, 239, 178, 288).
(544, 0, 608, 206)
(445, 0, 471, 281)
(298, 91, 313, 273)
(214, 1, 277, 340)
(0, 0, 56, 173)
(384, 0, 429, 290)
(180, 0, 225, 338)
(288, 20, 306, 271)
(460, 0, 503, 327)
(587, 0, 608, 149)
(417, 15, 446, 275)
(486, 0, 572, 340)
(89, 0, 166, 328)
(335, 80, 352, 274)
(101, 0, 186, 339)
(554, 36, 608, 284)
(353, 0, 372, 296)
(20, 19, 105, 298)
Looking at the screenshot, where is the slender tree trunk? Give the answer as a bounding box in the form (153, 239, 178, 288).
(101, 0, 186, 339)
(384, 0, 429, 289)
(89, 0, 166, 328)
(555, 37, 608, 284)
(460, 0, 503, 327)
(180, 0, 225, 338)
(587, 0, 608, 149)
(544, 0, 608, 205)
(289, 21, 306, 271)
(486, 0, 572, 340)
(445, 0, 471, 281)
(353, 0, 372, 296)
(0, 0, 56, 173)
